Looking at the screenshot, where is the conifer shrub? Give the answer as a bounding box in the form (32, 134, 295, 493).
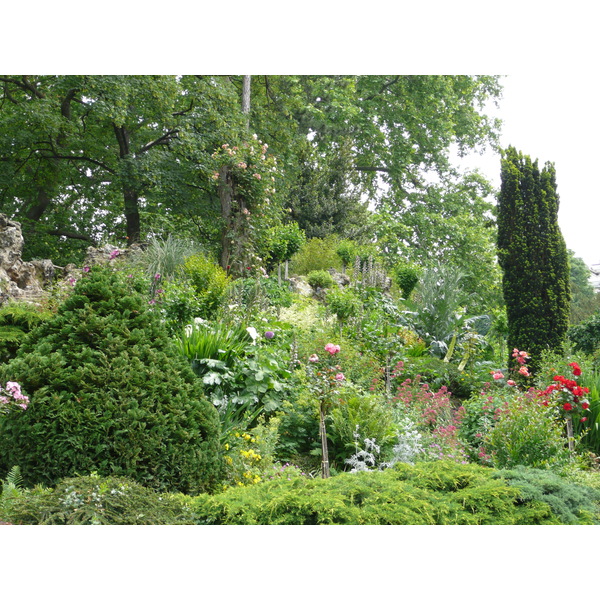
(189, 461, 559, 525)
(0, 301, 53, 363)
(0, 473, 194, 525)
(306, 270, 334, 290)
(0, 267, 223, 494)
(494, 466, 600, 524)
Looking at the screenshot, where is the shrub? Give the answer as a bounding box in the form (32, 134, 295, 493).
(329, 386, 397, 466)
(306, 270, 334, 290)
(494, 466, 600, 524)
(182, 253, 231, 319)
(188, 460, 559, 525)
(392, 262, 421, 299)
(0, 473, 194, 525)
(326, 288, 362, 324)
(0, 301, 53, 363)
(483, 392, 571, 470)
(569, 312, 600, 355)
(289, 236, 343, 275)
(0, 267, 223, 494)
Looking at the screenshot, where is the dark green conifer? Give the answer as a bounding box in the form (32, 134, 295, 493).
(497, 147, 571, 372)
(0, 267, 224, 494)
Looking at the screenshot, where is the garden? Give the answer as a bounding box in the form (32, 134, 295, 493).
(1, 75, 600, 527)
(2, 227, 600, 525)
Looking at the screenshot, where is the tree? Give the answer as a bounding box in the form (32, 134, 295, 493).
(497, 147, 571, 371)
(568, 250, 600, 324)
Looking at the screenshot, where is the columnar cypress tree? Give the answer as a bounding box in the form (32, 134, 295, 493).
(497, 147, 571, 372)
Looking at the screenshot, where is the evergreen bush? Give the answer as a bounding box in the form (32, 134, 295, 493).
(189, 461, 559, 525)
(497, 147, 571, 372)
(0, 473, 194, 525)
(0, 267, 223, 494)
(306, 270, 335, 290)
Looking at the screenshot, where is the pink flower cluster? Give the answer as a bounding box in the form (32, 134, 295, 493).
(324, 343, 341, 355)
(0, 381, 29, 411)
(512, 348, 530, 377)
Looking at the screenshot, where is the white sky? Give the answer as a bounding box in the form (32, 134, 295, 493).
(462, 73, 600, 272)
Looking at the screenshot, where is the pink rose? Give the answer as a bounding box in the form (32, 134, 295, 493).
(335, 373, 345, 381)
(507, 380, 515, 386)
(308, 354, 319, 363)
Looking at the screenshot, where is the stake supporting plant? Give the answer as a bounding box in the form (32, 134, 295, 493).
(307, 343, 345, 479)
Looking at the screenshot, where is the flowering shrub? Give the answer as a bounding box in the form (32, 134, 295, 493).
(0, 381, 29, 415)
(538, 361, 590, 418)
(483, 393, 571, 470)
(390, 375, 468, 463)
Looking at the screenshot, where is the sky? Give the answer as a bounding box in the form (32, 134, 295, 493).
(462, 73, 600, 274)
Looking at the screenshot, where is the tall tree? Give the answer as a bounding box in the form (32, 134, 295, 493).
(497, 147, 571, 371)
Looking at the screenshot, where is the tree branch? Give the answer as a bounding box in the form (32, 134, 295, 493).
(137, 129, 179, 155)
(47, 229, 95, 243)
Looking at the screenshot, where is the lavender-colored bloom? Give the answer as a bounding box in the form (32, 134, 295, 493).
(264, 331, 275, 339)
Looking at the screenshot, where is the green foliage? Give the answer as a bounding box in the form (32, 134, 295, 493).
(329, 386, 397, 465)
(495, 466, 600, 524)
(273, 381, 322, 472)
(306, 270, 335, 290)
(131, 233, 198, 283)
(326, 287, 362, 323)
(459, 386, 510, 461)
(224, 276, 294, 319)
(569, 311, 600, 355)
(182, 253, 231, 319)
(497, 147, 571, 372)
(0, 267, 223, 494)
(176, 319, 251, 375)
(0, 301, 53, 363)
(0, 474, 194, 525)
(188, 461, 558, 525)
(568, 251, 600, 324)
(392, 262, 421, 299)
(289, 236, 342, 275)
(155, 278, 206, 336)
(483, 393, 571, 470)
(266, 222, 306, 266)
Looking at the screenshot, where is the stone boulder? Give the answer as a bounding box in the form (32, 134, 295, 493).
(0, 215, 54, 304)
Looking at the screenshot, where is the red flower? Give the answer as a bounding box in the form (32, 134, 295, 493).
(581, 417, 588, 422)
(563, 403, 573, 411)
(568, 362, 582, 376)
(582, 402, 590, 410)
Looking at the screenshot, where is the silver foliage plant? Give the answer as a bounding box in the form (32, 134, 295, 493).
(345, 417, 423, 473)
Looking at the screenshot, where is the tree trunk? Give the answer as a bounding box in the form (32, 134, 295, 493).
(218, 165, 235, 269)
(566, 415, 574, 452)
(320, 403, 330, 479)
(123, 187, 141, 245)
(242, 75, 251, 129)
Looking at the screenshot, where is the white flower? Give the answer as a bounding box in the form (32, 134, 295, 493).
(246, 326, 258, 344)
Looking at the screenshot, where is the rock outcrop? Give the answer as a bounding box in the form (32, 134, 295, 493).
(0, 215, 57, 304)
